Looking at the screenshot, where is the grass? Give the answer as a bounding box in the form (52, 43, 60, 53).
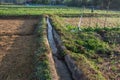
(50, 15, 120, 80)
(70, 52, 105, 80)
(0, 5, 120, 17)
(33, 16, 52, 80)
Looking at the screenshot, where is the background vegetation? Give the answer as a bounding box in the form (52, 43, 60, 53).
(64, 0, 120, 9)
(1, 0, 120, 9)
(0, 5, 120, 17)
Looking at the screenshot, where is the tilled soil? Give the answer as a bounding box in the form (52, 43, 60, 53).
(64, 17, 120, 28)
(0, 19, 38, 35)
(0, 19, 38, 80)
(0, 35, 36, 80)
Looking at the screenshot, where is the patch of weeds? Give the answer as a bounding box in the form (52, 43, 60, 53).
(97, 57, 104, 63)
(75, 32, 111, 57)
(111, 60, 116, 65)
(102, 30, 120, 44)
(34, 57, 51, 80)
(111, 66, 118, 71)
(71, 53, 106, 80)
(65, 24, 80, 33)
(33, 17, 52, 80)
(59, 50, 66, 57)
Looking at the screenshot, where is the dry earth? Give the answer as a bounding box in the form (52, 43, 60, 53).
(64, 17, 120, 28)
(0, 19, 38, 35)
(0, 19, 39, 80)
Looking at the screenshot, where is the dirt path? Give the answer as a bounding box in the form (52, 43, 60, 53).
(47, 18, 73, 80)
(0, 19, 39, 80)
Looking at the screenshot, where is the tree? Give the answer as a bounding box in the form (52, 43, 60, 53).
(42, 0, 50, 4)
(110, 0, 120, 9)
(63, 0, 91, 7)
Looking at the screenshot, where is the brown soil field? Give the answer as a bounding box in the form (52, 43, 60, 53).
(0, 19, 39, 35)
(0, 18, 39, 80)
(63, 17, 120, 28)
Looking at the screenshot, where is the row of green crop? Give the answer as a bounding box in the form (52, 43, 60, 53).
(33, 16, 51, 80)
(0, 5, 120, 17)
(65, 24, 120, 44)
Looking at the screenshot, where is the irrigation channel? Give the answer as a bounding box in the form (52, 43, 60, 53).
(47, 18, 74, 80)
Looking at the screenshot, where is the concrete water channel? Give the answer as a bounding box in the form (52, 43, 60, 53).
(47, 18, 74, 80)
